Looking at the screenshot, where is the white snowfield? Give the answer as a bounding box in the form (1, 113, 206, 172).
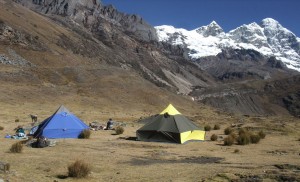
(155, 18, 300, 72)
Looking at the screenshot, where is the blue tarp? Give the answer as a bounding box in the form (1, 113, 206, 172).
(34, 105, 89, 139)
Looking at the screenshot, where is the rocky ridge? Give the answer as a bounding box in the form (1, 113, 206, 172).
(14, 0, 158, 42)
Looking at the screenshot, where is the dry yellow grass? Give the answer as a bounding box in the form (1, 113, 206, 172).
(0, 103, 299, 181)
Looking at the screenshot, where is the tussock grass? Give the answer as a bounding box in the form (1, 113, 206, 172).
(234, 149, 240, 153)
(229, 133, 237, 140)
(258, 131, 266, 139)
(115, 126, 124, 135)
(79, 129, 91, 139)
(236, 128, 265, 145)
(237, 132, 251, 145)
(224, 136, 234, 146)
(204, 125, 212, 131)
(238, 128, 249, 135)
(4, 163, 10, 172)
(250, 134, 261, 144)
(10, 142, 23, 153)
(224, 127, 233, 135)
(213, 124, 220, 130)
(210, 134, 218, 141)
(68, 159, 91, 178)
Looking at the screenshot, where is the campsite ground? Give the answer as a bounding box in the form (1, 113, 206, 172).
(0, 1, 299, 181)
(0, 103, 300, 182)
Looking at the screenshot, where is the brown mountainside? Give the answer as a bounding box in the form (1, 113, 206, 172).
(0, 0, 212, 118)
(0, 0, 299, 118)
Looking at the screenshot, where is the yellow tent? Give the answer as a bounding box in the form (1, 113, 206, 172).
(137, 104, 205, 144)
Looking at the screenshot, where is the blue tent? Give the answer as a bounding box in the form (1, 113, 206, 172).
(33, 105, 89, 139)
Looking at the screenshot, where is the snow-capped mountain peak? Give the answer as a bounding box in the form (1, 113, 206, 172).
(260, 18, 281, 29)
(195, 21, 224, 37)
(155, 18, 300, 72)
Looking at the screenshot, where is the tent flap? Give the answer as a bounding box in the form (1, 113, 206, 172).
(180, 130, 205, 144)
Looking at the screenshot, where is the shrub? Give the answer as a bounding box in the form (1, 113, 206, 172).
(213, 124, 220, 130)
(10, 142, 23, 153)
(250, 134, 261, 144)
(115, 126, 124, 135)
(234, 149, 240, 153)
(224, 136, 234, 146)
(229, 133, 237, 140)
(210, 134, 218, 141)
(258, 131, 266, 139)
(68, 160, 91, 178)
(237, 133, 251, 145)
(224, 127, 233, 135)
(238, 128, 249, 135)
(204, 125, 211, 131)
(15, 119, 20, 122)
(4, 163, 10, 172)
(0, 126, 4, 130)
(78, 129, 91, 139)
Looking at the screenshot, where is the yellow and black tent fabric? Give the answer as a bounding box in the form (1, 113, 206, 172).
(136, 104, 205, 144)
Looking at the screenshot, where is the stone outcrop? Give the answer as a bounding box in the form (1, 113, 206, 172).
(14, 0, 158, 42)
(0, 20, 47, 51)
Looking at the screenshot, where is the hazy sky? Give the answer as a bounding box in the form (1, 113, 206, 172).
(102, 0, 300, 36)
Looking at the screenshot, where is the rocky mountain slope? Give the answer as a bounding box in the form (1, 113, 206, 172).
(1, 0, 300, 117)
(0, 0, 211, 116)
(14, 0, 158, 42)
(11, 0, 216, 93)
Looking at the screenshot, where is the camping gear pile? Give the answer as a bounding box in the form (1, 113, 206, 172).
(89, 121, 105, 130)
(5, 126, 29, 140)
(89, 120, 127, 131)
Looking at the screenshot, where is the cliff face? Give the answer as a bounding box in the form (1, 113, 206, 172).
(14, 0, 158, 42)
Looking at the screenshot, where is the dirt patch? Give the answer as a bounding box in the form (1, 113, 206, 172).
(211, 171, 300, 182)
(127, 155, 223, 166)
(267, 150, 288, 155)
(274, 164, 300, 170)
(112, 141, 173, 149)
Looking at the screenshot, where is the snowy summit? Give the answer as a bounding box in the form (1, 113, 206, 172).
(155, 18, 300, 72)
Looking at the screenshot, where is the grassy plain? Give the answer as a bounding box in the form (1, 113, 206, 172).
(0, 102, 299, 182)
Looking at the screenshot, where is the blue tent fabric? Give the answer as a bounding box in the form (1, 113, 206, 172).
(34, 105, 89, 139)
